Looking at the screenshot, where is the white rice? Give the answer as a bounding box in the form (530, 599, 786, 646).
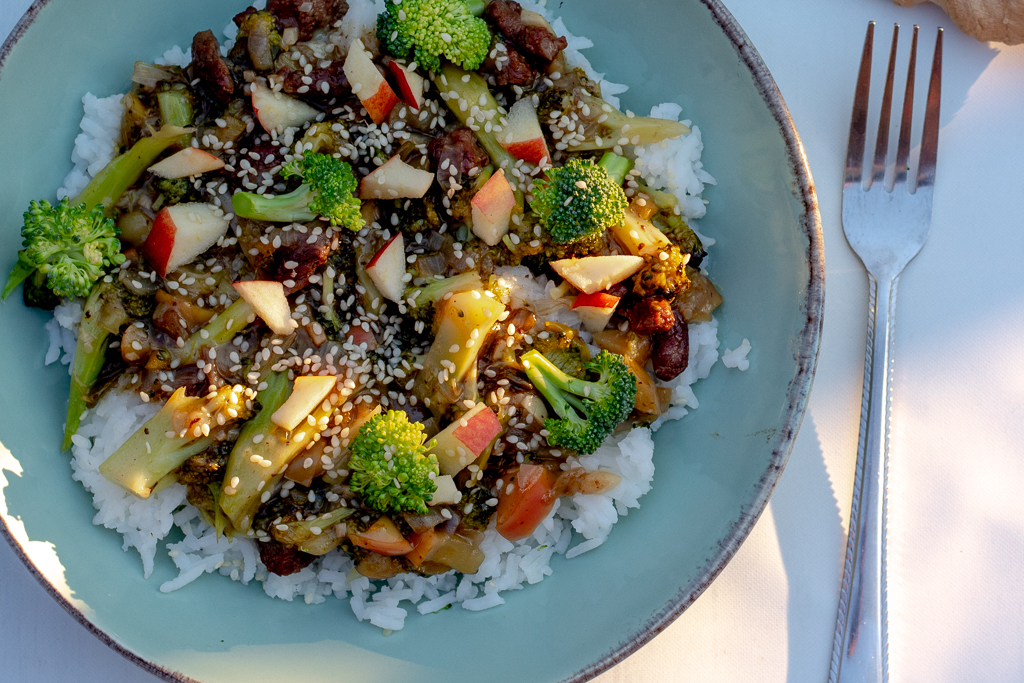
(46, 0, 749, 631)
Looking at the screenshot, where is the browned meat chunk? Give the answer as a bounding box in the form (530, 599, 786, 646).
(428, 127, 490, 189)
(258, 538, 316, 576)
(624, 297, 675, 335)
(277, 61, 350, 102)
(267, 0, 347, 41)
(239, 223, 335, 294)
(485, 0, 568, 65)
(652, 311, 689, 381)
(191, 30, 235, 105)
(488, 42, 540, 86)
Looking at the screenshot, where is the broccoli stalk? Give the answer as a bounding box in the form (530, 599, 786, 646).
(348, 410, 439, 515)
(232, 154, 364, 230)
(520, 348, 637, 455)
(377, 0, 492, 72)
(74, 125, 192, 214)
(98, 385, 253, 497)
(433, 64, 520, 174)
(414, 288, 505, 417)
(219, 373, 338, 532)
(272, 507, 356, 555)
(538, 87, 691, 151)
(174, 297, 256, 364)
(62, 281, 130, 450)
(405, 270, 483, 308)
(530, 154, 630, 244)
(156, 89, 195, 148)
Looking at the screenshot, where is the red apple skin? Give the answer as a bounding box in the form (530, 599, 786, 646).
(572, 292, 620, 310)
(362, 82, 399, 124)
(495, 464, 559, 542)
(144, 209, 176, 277)
(387, 61, 423, 110)
(367, 233, 401, 269)
(452, 405, 502, 454)
(504, 138, 549, 166)
(471, 170, 516, 222)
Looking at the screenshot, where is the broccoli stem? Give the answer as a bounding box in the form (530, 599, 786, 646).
(63, 281, 128, 450)
(598, 151, 633, 186)
(231, 185, 317, 223)
(156, 90, 195, 148)
(174, 297, 255, 364)
(405, 270, 483, 306)
(572, 91, 691, 151)
(98, 389, 216, 498)
(434, 64, 520, 177)
(219, 373, 338, 532)
(2, 260, 35, 301)
(465, 0, 487, 15)
(520, 350, 586, 423)
(74, 125, 192, 214)
(274, 507, 356, 554)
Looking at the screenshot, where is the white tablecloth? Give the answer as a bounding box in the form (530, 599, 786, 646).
(3, 0, 1023, 680)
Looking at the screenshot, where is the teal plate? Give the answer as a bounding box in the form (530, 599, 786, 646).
(0, 1, 823, 681)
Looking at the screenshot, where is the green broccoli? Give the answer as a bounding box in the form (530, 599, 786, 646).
(530, 153, 630, 245)
(520, 348, 637, 455)
(632, 244, 691, 299)
(433, 64, 519, 175)
(2, 199, 125, 301)
(348, 410, 439, 515)
(154, 177, 199, 206)
(232, 154, 365, 230)
(377, 0, 491, 73)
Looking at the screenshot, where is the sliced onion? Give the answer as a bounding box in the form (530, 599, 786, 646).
(131, 62, 174, 88)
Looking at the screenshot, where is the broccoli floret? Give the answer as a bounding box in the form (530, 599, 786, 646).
(536, 86, 691, 151)
(377, 0, 491, 73)
(2, 198, 126, 301)
(531, 325, 591, 378)
(531, 154, 629, 245)
(632, 244, 691, 299)
(21, 270, 60, 310)
(232, 154, 365, 230)
(659, 214, 707, 268)
(520, 348, 637, 455)
(348, 410, 439, 515)
(154, 177, 199, 206)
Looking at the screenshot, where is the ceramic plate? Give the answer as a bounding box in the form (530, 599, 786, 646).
(0, 1, 823, 681)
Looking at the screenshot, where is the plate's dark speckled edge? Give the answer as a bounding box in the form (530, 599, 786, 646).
(0, 1, 825, 682)
(564, 0, 825, 680)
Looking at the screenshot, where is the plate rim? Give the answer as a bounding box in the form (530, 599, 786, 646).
(0, 0, 825, 681)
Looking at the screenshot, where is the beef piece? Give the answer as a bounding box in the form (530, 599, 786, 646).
(243, 142, 288, 173)
(239, 222, 335, 294)
(428, 127, 490, 189)
(652, 311, 689, 381)
(624, 297, 675, 335)
(233, 6, 258, 26)
(484, 0, 568, 65)
(277, 61, 350, 102)
(267, 0, 347, 41)
(190, 30, 235, 105)
(489, 42, 540, 86)
(258, 539, 317, 576)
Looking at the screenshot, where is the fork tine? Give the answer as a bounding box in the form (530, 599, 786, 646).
(917, 27, 943, 190)
(845, 22, 875, 187)
(870, 25, 900, 188)
(894, 25, 919, 187)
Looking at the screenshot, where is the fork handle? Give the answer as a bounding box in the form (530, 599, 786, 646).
(830, 272, 897, 683)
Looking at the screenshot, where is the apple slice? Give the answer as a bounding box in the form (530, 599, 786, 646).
(148, 148, 225, 179)
(344, 39, 399, 125)
(250, 81, 320, 133)
(359, 155, 434, 200)
(144, 202, 229, 277)
(571, 291, 621, 333)
(500, 98, 550, 166)
(429, 403, 503, 476)
(428, 475, 463, 505)
(231, 280, 297, 335)
(271, 375, 338, 431)
(365, 233, 406, 303)
(387, 60, 424, 111)
(471, 169, 516, 246)
(550, 255, 645, 295)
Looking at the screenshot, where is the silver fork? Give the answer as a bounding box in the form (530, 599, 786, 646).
(829, 21, 943, 683)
